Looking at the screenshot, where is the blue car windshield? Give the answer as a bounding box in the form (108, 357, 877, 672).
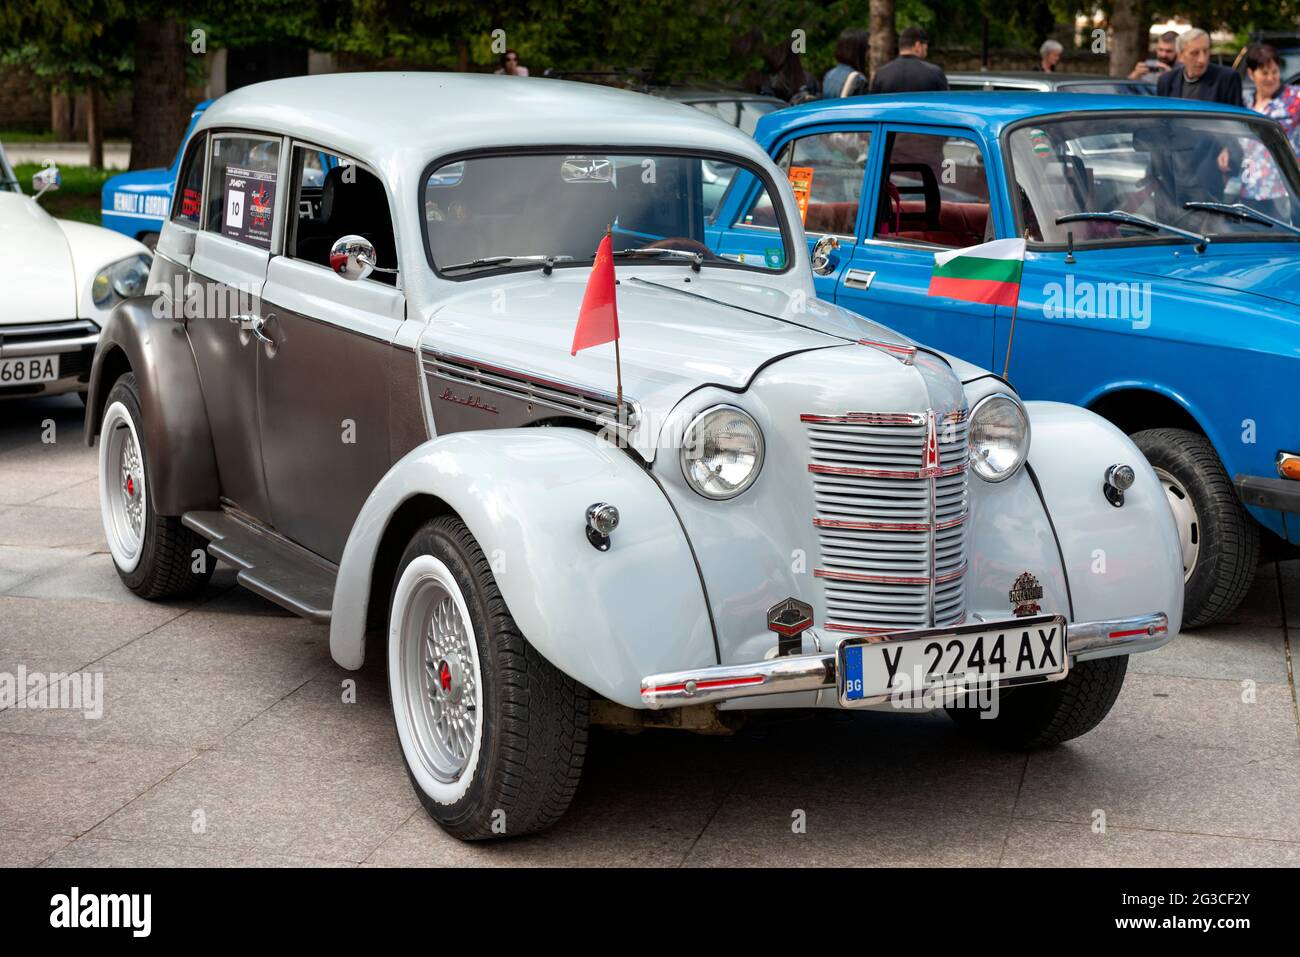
(1009, 114, 1300, 244)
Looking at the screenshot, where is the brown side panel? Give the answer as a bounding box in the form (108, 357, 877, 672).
(186, 270, 272, 520)
(388, 345, 428, 463)
(256, 305, 393, 562)
(84, 267, 221, 517)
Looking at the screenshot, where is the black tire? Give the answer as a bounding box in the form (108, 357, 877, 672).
(946, 655, 1128, 749)
(102, 372, 214, 599)
(389, 516, 589, 840)
(1131, 428, 1258, 627)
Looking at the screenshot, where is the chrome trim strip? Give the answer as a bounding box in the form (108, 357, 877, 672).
(809, 462, 967, 480)
(640, 612, 1170, 709)
(813, 511, 968, 533)
(801, 409, 967, 426)
(813, 562, 966, 586)
(857, 337, 916, 365)
(0, 320, 97, 339)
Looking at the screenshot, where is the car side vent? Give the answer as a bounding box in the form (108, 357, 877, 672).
(423, 352, 638, 430)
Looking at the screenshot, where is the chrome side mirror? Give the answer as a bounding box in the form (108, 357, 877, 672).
(810, 235, 840, 276)
(329, 234, 397, 281)
(32, 164, 60, 201)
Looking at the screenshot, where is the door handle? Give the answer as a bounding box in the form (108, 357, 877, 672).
(844, 269, 875, 290)
(246, 312, 276, 345)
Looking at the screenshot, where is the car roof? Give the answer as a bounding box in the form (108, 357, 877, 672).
(756, 90, 1259, 143)
(196, 72, 773, 167)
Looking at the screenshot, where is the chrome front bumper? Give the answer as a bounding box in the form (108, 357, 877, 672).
(640, 612, 1170, 710)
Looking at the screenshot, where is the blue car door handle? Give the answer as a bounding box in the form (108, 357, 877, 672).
(844, 269, 875, 290)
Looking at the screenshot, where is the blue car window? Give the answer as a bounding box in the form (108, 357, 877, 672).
(874, 131, 992, 248)
(739, 131, 870, 238)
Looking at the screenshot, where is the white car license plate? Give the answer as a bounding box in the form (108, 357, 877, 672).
(837, 615, 1068, 706)
(0, 354, 60, 386)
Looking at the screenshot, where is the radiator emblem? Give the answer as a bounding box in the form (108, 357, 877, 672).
(919, 410, 941, 478)
(1009, 572, 1044, 618)
(767, 597, 814, 656)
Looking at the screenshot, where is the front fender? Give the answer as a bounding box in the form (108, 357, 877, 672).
(82, 294, 219, 516)
(1024, 400, 1184, 643)
(331, 428, 717, 708)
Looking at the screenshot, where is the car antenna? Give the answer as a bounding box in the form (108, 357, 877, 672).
(1065, 230, 1075, 264)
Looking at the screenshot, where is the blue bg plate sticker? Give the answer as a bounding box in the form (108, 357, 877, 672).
(841, 644, 866, 701)
(764, 247, 785, 269)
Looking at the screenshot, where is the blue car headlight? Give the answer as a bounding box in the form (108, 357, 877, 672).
(92, 253, 152, 307)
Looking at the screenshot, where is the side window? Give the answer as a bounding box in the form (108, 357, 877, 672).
(172, 134, 206, 227)
(288, 146, 398, 285)
(205, 134, 281, 249)
(738, 131, 870, 237)
(874, 131, 992, 248)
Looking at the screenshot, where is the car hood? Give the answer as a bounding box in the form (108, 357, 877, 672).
(1122, 246, 1300, 309)
(420, 270, 924, 460)
(0, 192, 76, 324)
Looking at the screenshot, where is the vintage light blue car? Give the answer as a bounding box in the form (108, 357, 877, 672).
(100, 101, 211, 248)
(724, 92, 1300, 628)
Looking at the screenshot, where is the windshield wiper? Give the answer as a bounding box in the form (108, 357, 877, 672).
(1056, 210, 1209, 253)
(612, 247, 704, 271)
(1183, 201, 1300, 239)
(441, 254, 573, 275)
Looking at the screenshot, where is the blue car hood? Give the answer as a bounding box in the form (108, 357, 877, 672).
(103, 168, 169, 195)
(1122, 246, 1300, 310)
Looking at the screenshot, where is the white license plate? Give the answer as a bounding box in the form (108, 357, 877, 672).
(837, 615, 1068, 706)
(0, 354, 60, 386)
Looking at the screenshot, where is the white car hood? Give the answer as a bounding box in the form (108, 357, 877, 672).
(0, 192, 76, 324)
(421, 269, 925, 460)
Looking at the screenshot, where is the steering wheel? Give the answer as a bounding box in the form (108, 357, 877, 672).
(643, 237, 719, 258)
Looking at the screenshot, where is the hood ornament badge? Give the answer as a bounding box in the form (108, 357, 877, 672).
(1009, 572, 1044, 618)
(767, 597, 814, 657)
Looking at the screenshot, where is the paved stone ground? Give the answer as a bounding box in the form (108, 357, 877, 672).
(1, 393, 1297, 867)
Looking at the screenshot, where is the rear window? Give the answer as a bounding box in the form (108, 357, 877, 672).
(172, 134, 206, 227)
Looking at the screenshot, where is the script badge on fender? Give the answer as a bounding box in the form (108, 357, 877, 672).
(1009, 571, 1044, 618)
(767, 597, 813, 657)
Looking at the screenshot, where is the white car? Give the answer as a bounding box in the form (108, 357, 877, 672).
(85, 74, 1183, 839)
(0, 141, 151, 400)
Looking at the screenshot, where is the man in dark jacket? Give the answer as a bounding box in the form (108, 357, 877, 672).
(1156, 28, 1242, 104)
(870, 26, 948, 94)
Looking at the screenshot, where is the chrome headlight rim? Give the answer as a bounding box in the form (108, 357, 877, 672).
(679, 404, 765, 501)
(92, 253, 153, 307)
(968, 392, 1030, 483)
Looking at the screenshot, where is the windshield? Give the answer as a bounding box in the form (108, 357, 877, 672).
(1009, 113, 1300, 244)
(423, 152, 791, 276)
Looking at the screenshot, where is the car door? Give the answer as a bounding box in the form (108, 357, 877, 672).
(256, 144, 405, 562)
(186, 131, 285, 521)
(835, 125, 1002, 368)
(712, 126, 873, 300)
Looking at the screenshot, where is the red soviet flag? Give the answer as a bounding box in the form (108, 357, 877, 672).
(570, 233, 619, 355)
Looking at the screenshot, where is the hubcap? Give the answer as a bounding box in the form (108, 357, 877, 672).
(400, 574, 480, 783)
(1154, 466, 1199, 582)
(99, 402, 147, 571)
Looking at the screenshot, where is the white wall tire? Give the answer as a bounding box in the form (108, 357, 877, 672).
(387, 515, 589, 840)
(389, 554, 484, 806)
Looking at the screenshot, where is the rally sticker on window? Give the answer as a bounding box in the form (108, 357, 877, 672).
(223, 166, 276, 248)
(788, 166, 814, 224)
(1028, 128, 1053, 158)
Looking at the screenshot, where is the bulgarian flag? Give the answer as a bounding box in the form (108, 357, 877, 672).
(928, 238, 1026, 308)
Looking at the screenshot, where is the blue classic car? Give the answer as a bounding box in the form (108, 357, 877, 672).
(101, 101, 211, 247)
(719, 92, 1300, 627)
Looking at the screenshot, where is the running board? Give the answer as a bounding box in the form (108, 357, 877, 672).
(182, 510, 337, 622)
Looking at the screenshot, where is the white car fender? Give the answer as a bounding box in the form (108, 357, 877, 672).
(331, 427, 717, 708)
(1024, 400, 1185, 645)
(55, 218, 149, 321)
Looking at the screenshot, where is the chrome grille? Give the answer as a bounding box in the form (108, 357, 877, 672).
(805, 410, 969, 635)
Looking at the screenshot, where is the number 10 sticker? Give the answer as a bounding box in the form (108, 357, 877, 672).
(226, 189, 245, 229)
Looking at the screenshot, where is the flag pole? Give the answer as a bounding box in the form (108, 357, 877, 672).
(1000, 230, 1029, 382)
(608, 224, 625, 428)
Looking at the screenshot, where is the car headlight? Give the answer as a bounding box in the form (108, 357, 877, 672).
(969, 393, 1030, 482)
(680, 405, 764, 499)
(92, 253, 152, 307)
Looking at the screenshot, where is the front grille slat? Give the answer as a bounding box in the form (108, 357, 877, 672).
(809, 409, 969, 634)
